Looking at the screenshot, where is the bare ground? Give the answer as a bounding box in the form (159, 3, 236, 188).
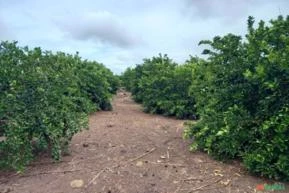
(0, 91, 287, 193)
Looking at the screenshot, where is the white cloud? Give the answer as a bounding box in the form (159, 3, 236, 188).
(58, 11, 142, 48)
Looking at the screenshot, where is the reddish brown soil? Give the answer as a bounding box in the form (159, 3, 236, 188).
(0, 91, 287, 193)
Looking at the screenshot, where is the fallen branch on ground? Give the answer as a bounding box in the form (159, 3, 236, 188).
(85, 169, 106, 188)
(146, 161, 185, 167)
(188, 178, 223, 192)
(128, 147, 156, 163)
(19, 169, 82, 177)
(85, 147, 156, 189)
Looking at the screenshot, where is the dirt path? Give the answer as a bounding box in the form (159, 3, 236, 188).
(0, 91, 287, 193)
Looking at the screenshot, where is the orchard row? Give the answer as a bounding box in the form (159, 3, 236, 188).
(121, 16, 289, 180)
(0, 41, 119, 170)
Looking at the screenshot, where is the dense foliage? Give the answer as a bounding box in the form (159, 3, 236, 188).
(0, 41, 119, 171)
(1, 15, 288, 181)
(184, 16, 289, 180)
(121, 54, 198, 119)
(122, 15, 289, 180)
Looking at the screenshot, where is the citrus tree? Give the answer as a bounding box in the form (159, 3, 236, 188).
(185, 16, 289, 180)
(121, 54, 198, 119)
(0, 41, 118, 171)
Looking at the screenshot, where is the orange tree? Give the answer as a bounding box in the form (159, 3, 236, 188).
(185, 16, 289, 180)
(121, 54, 198, 119)
(0, 41, 118, 171)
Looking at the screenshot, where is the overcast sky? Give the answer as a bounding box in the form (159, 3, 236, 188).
(0, 0, 288, 74)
